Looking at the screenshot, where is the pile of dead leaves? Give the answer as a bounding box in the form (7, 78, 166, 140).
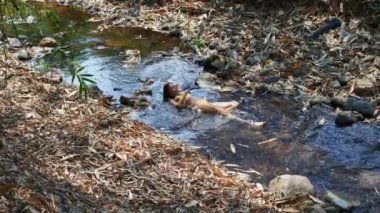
(0, 56, 272, 211)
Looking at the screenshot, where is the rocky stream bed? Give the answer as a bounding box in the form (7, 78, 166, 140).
(1, 0, 380, 212)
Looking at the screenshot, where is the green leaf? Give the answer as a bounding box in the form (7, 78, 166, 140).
(81, 77, 96, 84)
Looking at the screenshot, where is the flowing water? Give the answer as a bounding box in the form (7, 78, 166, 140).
(3, 1, 380, 211)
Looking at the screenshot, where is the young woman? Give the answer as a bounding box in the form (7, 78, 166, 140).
(163, 83, 239, 116)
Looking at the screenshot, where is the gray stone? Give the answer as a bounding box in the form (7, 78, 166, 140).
(350, 100, 374, 118)
(0, 30, 3, 39)
(26, 15, 36, 24)
(7, 38, 22, 48)
(268, 174, 314, 199)
(262, 76, 280, 84)
(203, 55, 220, 72)
(16, 49, 32, 60)
(39, 37, 57, 47)
(330, 96, 347, 108)
(331, 80, 341, 88)
(310, 97, 330, 107)
(246, 56, 259, 66)
(169, 29, 181, 37)
(335, 111, 357, 127)
(120, 95, 137, 107)
(210, 59, 226, 71)
(338, 74, 350, 86)
(354, 78, 375, 94)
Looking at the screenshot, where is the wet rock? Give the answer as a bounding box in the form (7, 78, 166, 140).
(120, 95, 150, 108)
(113, 87, 122, 91)
(161, 23, 175, 31)
(16, 49, 32, 60)
(203, 55, 220, 72)
(169, 29, 181, 37)
(120, 95, 136, 106)
(7, 38, 22, 48)
(337, 74, 350, 86)
(325, 191, 354, 210)
(335, 111, 357, 127)
(89, 84, 103, 96)
(26, 15, 36, 24)
(269, 174, 314, 199)
(225, 58, 239, 70)
(135, 87, 152, 96)
(330, 96, 347, 108)
(0, 30, 2, 39)
(310, 97, 330, 107)
(350, 100, 374, 118)
(324, 207, 338, 213)
(39, 37, 57, 47)
(303, 204, 327, 213)
(211, 59, 226, 71)
(196, 72, 221, 90)
(354, 78, 375, 94)
(262, 76, 280, 84)
(331, 80, 341, 88)
(245, 55, 259, 66)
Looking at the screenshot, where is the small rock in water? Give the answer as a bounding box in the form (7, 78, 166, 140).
(16, 49, 32, 60)
(113, 87, 122, 91)
(203, 55, 220, 72)
(330, 96, 347, 108)
(269, 174, 314, 199)
(7, 38, 22, 48)
(310, 96, 330, 107)
(325, 190, 354, 210)
(169, 29, 182, 37)
(335, 111, 357, 127)
(354, 78, 375, 95)
(39, 37, 57, 47)
(26, 15, 36, 24)
(350, 100, 374, 118)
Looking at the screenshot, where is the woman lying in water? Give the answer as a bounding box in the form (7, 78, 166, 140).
(163, 83, 265, 127)
(163, 83, 238, 116)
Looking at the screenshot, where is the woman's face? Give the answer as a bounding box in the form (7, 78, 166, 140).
(167, 84, 180, 97)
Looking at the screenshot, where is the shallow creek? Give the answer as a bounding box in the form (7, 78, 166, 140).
(5, 1, 380, 211)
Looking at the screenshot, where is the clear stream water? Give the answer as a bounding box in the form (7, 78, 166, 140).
(4, 1, 380, 211)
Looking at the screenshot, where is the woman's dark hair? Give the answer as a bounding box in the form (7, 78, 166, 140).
(163, 83, 175, 101)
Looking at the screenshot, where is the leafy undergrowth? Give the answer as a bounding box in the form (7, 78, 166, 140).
(0, 56, 272, 212)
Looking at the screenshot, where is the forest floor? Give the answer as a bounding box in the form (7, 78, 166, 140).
(0, 55, 271, 211)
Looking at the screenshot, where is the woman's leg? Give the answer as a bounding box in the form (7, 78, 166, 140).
(211, 101, 239, 110)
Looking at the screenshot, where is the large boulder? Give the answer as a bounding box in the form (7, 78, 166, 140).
(269, 174, 314, 199)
